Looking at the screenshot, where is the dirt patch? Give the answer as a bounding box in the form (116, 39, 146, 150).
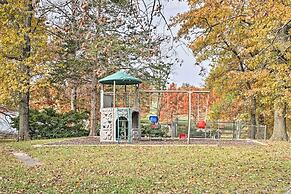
(44, 137, 259, 146)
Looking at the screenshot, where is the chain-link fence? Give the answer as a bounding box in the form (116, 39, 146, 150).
(200, 122, 267, 140)
(185, 121, 267, 140)
(236, 123, 267, 140)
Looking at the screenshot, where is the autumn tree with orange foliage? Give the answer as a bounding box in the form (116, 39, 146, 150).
(175, 0, 290, 140)
(159, 83, 211, 125)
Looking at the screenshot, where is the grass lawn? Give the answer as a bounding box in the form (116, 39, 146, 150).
(0, 139, 291, 193)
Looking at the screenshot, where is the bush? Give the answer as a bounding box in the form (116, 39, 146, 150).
(12, 108, 89, 139)
(141, 123, 168, 137)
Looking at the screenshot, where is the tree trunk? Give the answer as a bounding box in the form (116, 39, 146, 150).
(249, 96, 257, 139)
(89, 72, 97, 136)
(269, 18, 289, 141)
(70, 85, 77, 111)
(18, 91, 30, 140)
(18, 0, 32, 141)
(270, 103, 288, 141)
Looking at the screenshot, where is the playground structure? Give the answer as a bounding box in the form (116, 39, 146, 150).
(98, 71, 268, 143)
(140, 89, 267, 140)
(99, 71, 142, 142)
(141, 89, 210, 143)
(99, 71, 211, 143)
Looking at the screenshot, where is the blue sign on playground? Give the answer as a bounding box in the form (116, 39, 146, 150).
(149, 115, 159, 124)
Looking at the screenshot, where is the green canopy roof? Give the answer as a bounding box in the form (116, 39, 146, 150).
(99, 71, 142, 85)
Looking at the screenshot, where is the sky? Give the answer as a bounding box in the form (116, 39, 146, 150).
(159, 0, 207, 87)
(46, 0, 206, 87)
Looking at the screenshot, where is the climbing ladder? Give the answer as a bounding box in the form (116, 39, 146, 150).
(116, 108, 132, 144)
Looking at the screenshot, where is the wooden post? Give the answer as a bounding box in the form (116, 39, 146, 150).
(205, 93, 210, 121)
(197, 94, 200, 122)
(124, 84, 128, 107)
(112, 81, 116, 141)
(135, 84, 138, 108)
(100, 84, 104, 109)
(136, 84, 140, 108)
(187, 92, 192, 144)
(113, 81, 116, 108)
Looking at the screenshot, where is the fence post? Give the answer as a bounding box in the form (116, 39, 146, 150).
(264, 125, 267, 140)
(236, 121, 241, 139)
(187, 92, 192, 144)
(232, 122, 235, 139)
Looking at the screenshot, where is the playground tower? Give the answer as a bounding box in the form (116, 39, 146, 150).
(99, 71, 141, 142)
